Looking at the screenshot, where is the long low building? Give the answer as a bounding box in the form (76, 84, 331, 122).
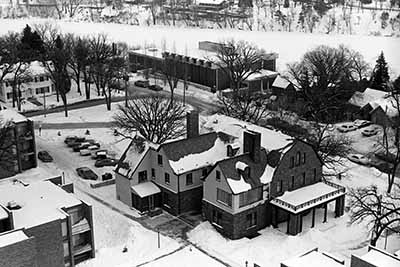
(0, 178, 95, 267)
(128, 40, 279, 91)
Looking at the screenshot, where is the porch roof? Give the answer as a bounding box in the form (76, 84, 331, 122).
(131, 182, 161, 198)
(270, 181, 345, 214)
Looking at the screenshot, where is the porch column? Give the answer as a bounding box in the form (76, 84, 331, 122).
(288, 213, 302, 235)
(335, 195, 345, 218)
(311, 208, 316, 228)
(323, 203, 328, 223)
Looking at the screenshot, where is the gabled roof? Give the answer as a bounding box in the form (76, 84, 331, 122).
(163, 132, 237, 174)
(348, 88, 389, 108)
(272, 75, 291, 89)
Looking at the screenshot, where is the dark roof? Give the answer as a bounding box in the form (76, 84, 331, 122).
(218, 149, 268, 191)
(161, 132, 236, 162)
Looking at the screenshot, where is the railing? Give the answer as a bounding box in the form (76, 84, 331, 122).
(271, 181, 346, 212)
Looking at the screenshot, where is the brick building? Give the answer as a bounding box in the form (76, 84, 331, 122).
(0, 179, 95, 267)
(202, 131, 345, 239)
(128, 41, 278, 91)
(0, 109, 37, 179)
(115, 111, 238, 215)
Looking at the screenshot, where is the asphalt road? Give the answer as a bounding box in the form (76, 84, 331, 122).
(24, 82, 218, 118)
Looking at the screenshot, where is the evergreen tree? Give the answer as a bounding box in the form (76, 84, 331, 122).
(371, 51, 390, 91)
(393, 75, 400, 94)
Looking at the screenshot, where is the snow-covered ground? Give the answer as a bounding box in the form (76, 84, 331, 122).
(0, 19, 399, 76)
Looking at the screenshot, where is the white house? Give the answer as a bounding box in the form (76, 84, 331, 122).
(0, 61, 55, 103)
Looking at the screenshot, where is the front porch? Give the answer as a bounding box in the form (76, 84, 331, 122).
(270, 181, 346, 235)
(131, 182, 162, 214)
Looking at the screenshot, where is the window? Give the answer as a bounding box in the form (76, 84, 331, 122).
(186, 173, 193, 185)
(313, 168, 317, 180)
(158, 155, 163, 166)
(302, 172, 306, 185)
(34, 77, 38, 82)
(63, 241, 70, 257)
(164, 172, 170, 184)
(202, 168, 208, 178)
(61, 221, 68, 237)
(138, 170, 147, 183)
(303, 152, 306, 164)
(291, 176, 295, 189)
(246, 212, 257, 229)
(290, 157, 294, 168)
(217, 188, 232, 207)
(212, 210, 222, 226)
(6, 92, 12, 99)
(239, 187, 262, 207)
(151, 168, 155, 179)
(216, 170, 221, 181)
(296, 152, 301, 166)
(5, 81, 8, 87)
(277, 180, 282, 193)
(39, 76, 44, 82)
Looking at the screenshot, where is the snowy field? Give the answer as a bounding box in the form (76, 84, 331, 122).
(0, 19, 399, 76)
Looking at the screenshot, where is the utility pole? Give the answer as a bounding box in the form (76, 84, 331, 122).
(43, 89, 47, 118)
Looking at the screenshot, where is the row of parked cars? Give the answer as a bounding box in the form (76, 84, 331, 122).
(64, 136, 118, 181)
(337, 119, 380, 136)
(348, 152, 395, 174)
(134, 80, 163, 91)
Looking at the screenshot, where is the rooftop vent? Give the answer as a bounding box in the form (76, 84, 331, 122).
(7, 200, 21, 210)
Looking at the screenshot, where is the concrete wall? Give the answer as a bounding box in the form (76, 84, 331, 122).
(25, 219, 64, 267)
(270, 141, 322, 199)
(0, 235, 38, 267)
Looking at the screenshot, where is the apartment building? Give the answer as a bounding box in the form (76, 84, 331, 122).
(0, 109, 37, 179)
(0, 178, 95, 267)
(0, 61, 55, 103)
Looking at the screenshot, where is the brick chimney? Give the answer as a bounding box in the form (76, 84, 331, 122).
(243, 131, 261, 163)
(186, 111, 199, 139)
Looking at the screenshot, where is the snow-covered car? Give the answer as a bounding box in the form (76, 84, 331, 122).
(91, 150, 108, 160)
(38, 150, 53, 162)
(87, 144, 100, 150)
(95, 158, 118, 167)
(73, 142, 91, 152)
(362, 127, 380, 137)
(80, 149, 92, 156)
(353, 119, 372, 129)
(337, 123, 357, 133)
(134, 80, 149, 88)
(347, 153, 370, 165)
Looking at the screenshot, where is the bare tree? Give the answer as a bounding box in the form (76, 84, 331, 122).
(162, 57, 179, 101)
(349, 185, 400, 246)
(52, 0, 84, 19)
(113, 95, 186, 144)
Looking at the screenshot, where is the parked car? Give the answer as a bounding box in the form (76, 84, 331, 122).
(95, 158, 118, 167)
(67, 137, 86, 147)
(64, 136, 78, 144)
(88, 144, 100, 150)
(80, 149, 92, 156)
(337, 123, 357, 133)
(38, 150, 53, 162)
(102, 172, 113, 181)
(353, 119, 372, 129)
(91, 150, 108, 160)
(76, 167, 98, 180)
(134, 80, 149, 88)
(347, 153, 370, 165)
(148, 84, 163, 91)
(362, 127, 380, 137)
(73, 142, 91, 152)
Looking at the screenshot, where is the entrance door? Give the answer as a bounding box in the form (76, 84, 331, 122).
(149, 195, 155, 211)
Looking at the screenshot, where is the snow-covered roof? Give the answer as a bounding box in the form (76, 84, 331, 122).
(246, 69, 279, 81)
(282, 249, 344, 267)
(131, 182, 161, 198)
(0, 109, 28, 123)
(227, 176, 251, 194)
(0, 181, 82, 229)
(360, 247, 400, 267)
(197, 0, 225, 5)
(272, 181, 345, 213)
(168, 135, 232, 174)
(348, 88, 389, 108)
(2, 61, 48, 80)
(272, 75, 291, 89)
(0, 230, 29, 248)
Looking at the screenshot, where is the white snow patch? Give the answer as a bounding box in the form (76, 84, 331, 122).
(227, 176, 251, 194)
(0, 109, 28, 123)
(259, 164, 276, 184)
(282, 250, 344, 267)
(0, 230, 28, 248)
